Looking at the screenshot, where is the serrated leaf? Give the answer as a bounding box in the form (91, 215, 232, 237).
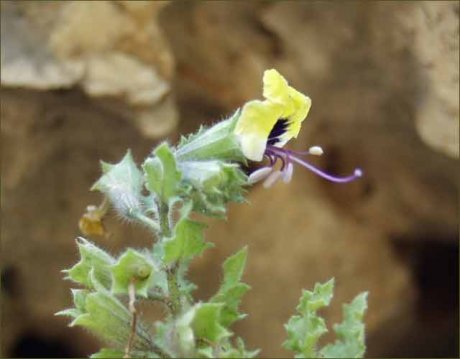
(154, 312, 195, 358)
(211, 247, 250, 327)
(180, 160, 247, 218)
(72, 288, 88, 312)
(90, 348, 159, 359)
(90, 349, 124, 358)
(175, 306, 196, 356)
(92, 151, 143, 217)
(55, 308, 81, 319)
(319, 292, 368, 358)
(218, 337, 260, 359)
(163, 217, 212, 264)
(197, 346, 214, 358)
(212, 283, 250, 327)
(192, 303, 231, 343)
(71, 290, 152, 350)
(111, 249, 155, 297)
(143, 143, 182, 204)
(283, 279, 335, 358)
(222, 246, 247, 290)
(66, 238, 114, 289)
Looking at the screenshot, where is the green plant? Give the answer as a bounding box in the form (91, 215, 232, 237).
(58, 70, 367, 358)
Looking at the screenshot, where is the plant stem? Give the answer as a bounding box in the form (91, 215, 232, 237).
(124, 281, 138, 359)
(159, 202, 171, 237)
(125, 281, 172, 359)
(133, 212, 161, 233)
(166, 264, 181, 316)
(157, 200, 181, 316)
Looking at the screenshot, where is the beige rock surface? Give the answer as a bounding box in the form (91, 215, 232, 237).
(1, 1, 458, 357)
(403, 2, 459, 158)
(1, 1, 177, 138)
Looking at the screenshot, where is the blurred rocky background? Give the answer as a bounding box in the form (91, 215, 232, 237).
(1, 1, 458, 357)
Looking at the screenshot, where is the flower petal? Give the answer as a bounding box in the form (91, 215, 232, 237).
(263, 69, 311, 146)
(263, 170, 283, 188)
(234, 69, 312, 161)
(263, 69, 290, 104)
(234, 100, 282, 161)
(248, 167, 273, 184)
(284, 86, 311, 139)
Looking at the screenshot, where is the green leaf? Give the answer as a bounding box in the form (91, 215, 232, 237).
(72, 288, 88, 312)
(176, 111, 245, 163)
(197, 346, 214, 358)
(163, 217, 212, 264)
(71, 289, 152, 350)
(55, 308, 81, 319)
(175, 307, 196, 356)
(180, 160, 247, 217)
(222, 246, 247, 290)
(283, 279, 335, 358)
(319, 292, 368, 358)
(91, 348, 159, 359)
(92, 150, 143, 218)
(65, 238, 114, 289)
(219, 337, 260, 359)
(143, 143, 182, 204)
(111, 249, 155, 297)
(154, 312, 195, 358)
(211, 247, 250, 327)
(90, 349, 124, 358)
(192, 303, 231, 343)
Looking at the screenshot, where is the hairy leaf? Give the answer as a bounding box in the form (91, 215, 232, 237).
(180, 161, 247, 217)
(65, 238, 114, 289)
(163, 217, 212, 264)
(211, 247, 250, 327)
(70, 288, 152, 350)
(192, 303, 231, 343)
(319, 292, 368, 358)
(92, 151, 143, 218)
(111, 249, 155, 297)
(143, 143, 182, 204)
(283, 279, 334, 358)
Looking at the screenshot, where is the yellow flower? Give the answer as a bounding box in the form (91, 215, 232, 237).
(234, 69, 311, 161)
(235, 69, 362, 187)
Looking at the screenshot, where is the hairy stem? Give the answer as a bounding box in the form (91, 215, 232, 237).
(132, 211, 161, 233)
(159, 202, 172, 238)
(158, 201, 181, 316)
(124, 281, 138, 359)
(166, 264, 181, 316)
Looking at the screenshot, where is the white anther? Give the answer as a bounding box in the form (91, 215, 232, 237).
(308, 146, 324, 156)
(263, 170, 283, 188)
(248, 167, 273, 184)
(282, 162, 294, 183)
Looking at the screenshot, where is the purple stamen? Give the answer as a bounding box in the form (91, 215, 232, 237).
(267, 145, 362, 184)
(264, 153, 276, 166)
(265, 147, 287, 170)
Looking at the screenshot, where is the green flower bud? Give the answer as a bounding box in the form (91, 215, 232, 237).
(176, 110, 245, 163)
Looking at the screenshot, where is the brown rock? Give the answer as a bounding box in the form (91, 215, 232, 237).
(1, 1, 458, 357)
(1, 1, 178, 138)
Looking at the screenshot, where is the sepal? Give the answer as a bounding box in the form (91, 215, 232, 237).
(176, 111, 245, 163)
